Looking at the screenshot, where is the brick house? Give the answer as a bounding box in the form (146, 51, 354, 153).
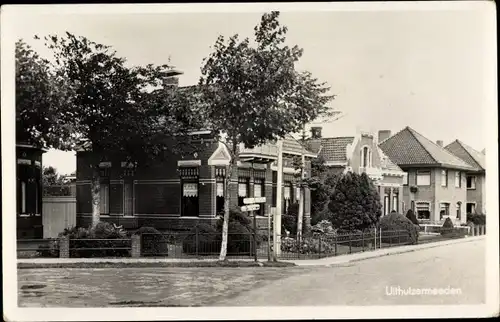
(305, 127, 406, 216)
(16, 142, 46, 239)
(75, 131, 315, 231)
(444, 140, 486, 215)
(379, 127, 475, 224)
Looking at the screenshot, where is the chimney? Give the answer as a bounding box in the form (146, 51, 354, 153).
(481, 148, 486, 155)
(311, 127, 322, 139)
(436, 140, 443, 147)
(378, 130, 391, 143)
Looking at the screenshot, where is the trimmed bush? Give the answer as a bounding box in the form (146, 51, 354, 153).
(311, 220, 336, 236)
(467, 213, 486, 225)
(406, 209, 419, 226)
(280, 236, 336, 255)
(134, 226, 168, 256)
(379, 211, 419, 245)
(327, 172, 382, 231)
(36, 240, 60, 257)
(61, 222, 131, 258)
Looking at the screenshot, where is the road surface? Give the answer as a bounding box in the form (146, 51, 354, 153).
(18, 239, 485, 307)
(214, 238, 486, 306)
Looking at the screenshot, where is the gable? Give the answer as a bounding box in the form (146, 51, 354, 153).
(208, 142, 231, 166)
(445, 140, 485, 171)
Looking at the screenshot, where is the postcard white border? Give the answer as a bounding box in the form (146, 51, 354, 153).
(2, 1, 499, 321)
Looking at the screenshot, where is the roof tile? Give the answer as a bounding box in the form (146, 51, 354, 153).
(445, 140, 485, 171)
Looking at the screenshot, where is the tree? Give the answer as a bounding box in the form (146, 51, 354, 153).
(199, 11, 334, 261)
(16, 40, 73, 149)
(42, 166, 66, 186)
(405, 209, 419, 226)
(327, 172, 382, 231)
(42, 33, 199, 228)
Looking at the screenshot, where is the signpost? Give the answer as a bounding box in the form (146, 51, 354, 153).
(240, 197, 266, 262)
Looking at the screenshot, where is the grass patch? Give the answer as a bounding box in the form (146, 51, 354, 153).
(17, 260, 296, 269)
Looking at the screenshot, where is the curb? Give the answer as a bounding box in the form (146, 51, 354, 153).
(284, 235, 486, 267)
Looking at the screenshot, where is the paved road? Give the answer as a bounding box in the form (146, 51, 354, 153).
(214, 239, 486, 306)
(18, 239, 485, 307)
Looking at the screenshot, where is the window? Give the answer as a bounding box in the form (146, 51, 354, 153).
(100, 183, 110, 214)
(439, 203, 450, 220)
(254, 178, 265, 216)
(454, 172, 461, 188)
(392, 195, 399, 213)
(416, 170, 431, 186)
(361, 146, 371, 168)
(411, 200, 415, 212)
(441, 170, 448, 187)
(416, 202, 431, 220)
(456, 202, 461, 220)
(283, 182, 292, 214)
(21, 181, 26, 213)
(123, 182, 134, 216)
(180, 167, 199, 217)
(403, 172, 409, 186)
(466, 203, 476, 215)
(238, 177, 250, 207)
(384, 195, 390, 216)
(466, 176, 476, 189)
(215, 168, 226, 216)
(402, 201, 406, 212)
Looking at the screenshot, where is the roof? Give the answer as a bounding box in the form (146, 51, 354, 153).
(378, 147, 403, 172)
(444, 140, 485, 171)
(306, 137, 355, 162)
(239, 134, 317, 159)
(379, 127, 474, 171)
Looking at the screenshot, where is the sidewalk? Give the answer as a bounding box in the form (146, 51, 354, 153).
(284, 235, 486, 267)
(17, 235, 485, 267)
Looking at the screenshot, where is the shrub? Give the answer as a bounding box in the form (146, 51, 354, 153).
(60, 222, 131, 258)
(134, 226, 168, 256)
(327, 172, 382, 231)
(280, 236, 336, 255)
(182, 223, 220, 255)
(440, 217, 455, 236)
(311, 220, 336, 236)
(467, 213, 486, 225)
(379, 211, 419, 245)
(406, 209, 419, 226)
(36, 240, 60, 257)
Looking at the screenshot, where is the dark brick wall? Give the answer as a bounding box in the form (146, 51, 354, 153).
(110, 183, 123, 214)
(134, 184, 181, 214)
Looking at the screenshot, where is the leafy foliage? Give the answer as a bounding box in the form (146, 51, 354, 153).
(16, 40, 73, 148)
(199, 11, 334, 260)
(58, 222, 130, 258)
(405, 209, 419, 226)
(467, 213, 486, 225)
(327, 172, 382, 231)
(134, 226, 168, 256)
(379, 211, 419, 245)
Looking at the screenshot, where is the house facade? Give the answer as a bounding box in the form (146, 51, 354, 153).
(75, 131, 315, 231)
(306, 127, 407, 216)
(16, 143, 46, 239)
(445, 140, 486, 215)
(379, 127, 475, 224)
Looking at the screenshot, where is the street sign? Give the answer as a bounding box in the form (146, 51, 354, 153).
(241, 204, 260, 212)
(243, 197, 266, 204)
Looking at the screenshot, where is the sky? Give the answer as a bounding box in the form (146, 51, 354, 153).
(10, 4, 492, 175)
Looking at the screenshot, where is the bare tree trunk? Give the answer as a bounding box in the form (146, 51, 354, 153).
(219, 141, 237, 261)
(90, 165, 101, 230)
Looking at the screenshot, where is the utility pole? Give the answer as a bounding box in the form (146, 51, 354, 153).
(297, 123, 306, 242)
(273, 139, 283, 260)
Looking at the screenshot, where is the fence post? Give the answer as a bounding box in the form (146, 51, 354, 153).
(361, 231, 365, 252)
(398, 230, 401, 245)
(379, 227, 382, 249)
(318, 235, 322, 258)
(59, 235, 70, 258)
(348, 233, 352, 254)
(131, 234, 141, 258)
(195, 226, 199, 257)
